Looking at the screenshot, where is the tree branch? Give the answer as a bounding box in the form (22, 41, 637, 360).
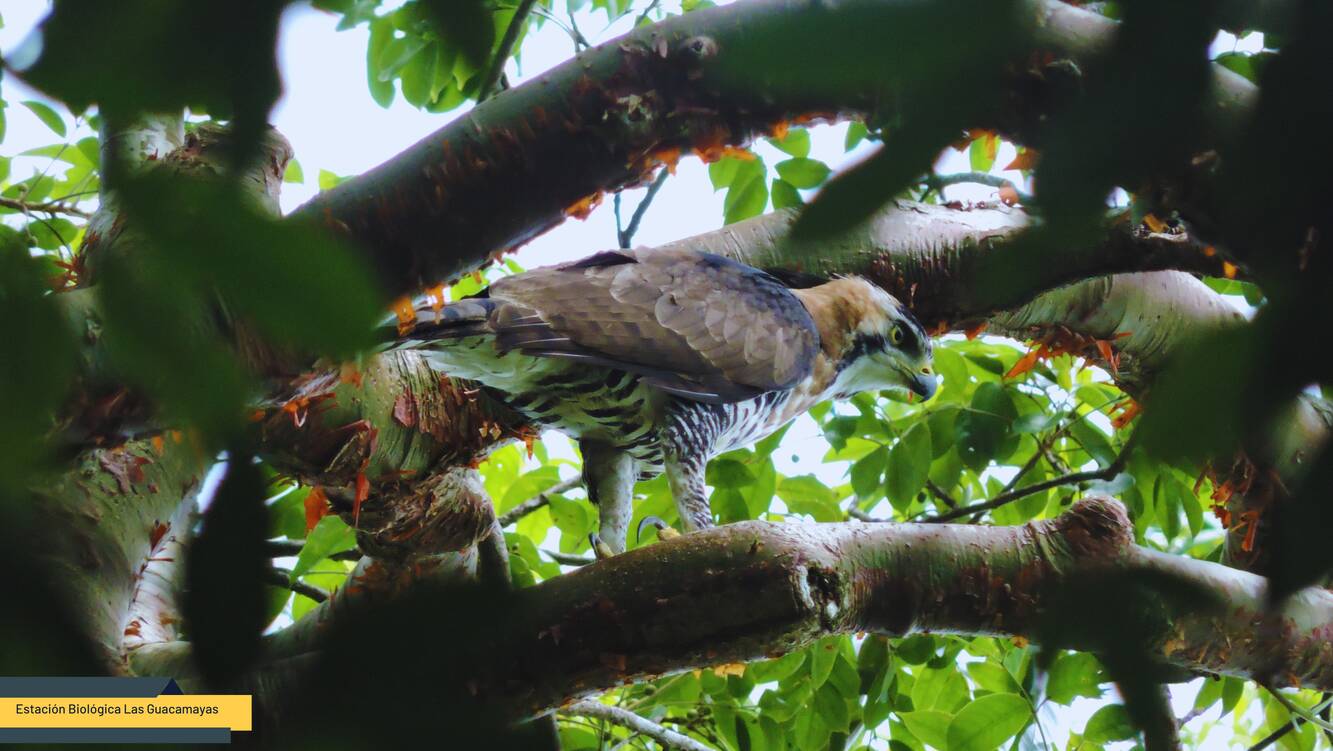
(267, 568, 330, 603)
(564, 701, 713, 751)
(923, 172, 1032, 204)
(920, 433, 1137, 523)
(477, 0, 539, 103)
(617, 168, 670, 249)
(497, 476, 582, 528)
(375, 497, 1333, 718)
(0, 196, 93, 218)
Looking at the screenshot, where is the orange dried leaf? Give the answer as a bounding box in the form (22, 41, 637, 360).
(305, 487, 330, 533)
(563, 192, 603, 220)
(1004, 149, 1038, 171)
(426, 283, 447, 319)
(712, 663, 747, 677)
(1093, 340, 1119, 374)
(1005, 348, 1042, 379)
(653, 147, 682, 175)
(998, 185, 1020, 206)
(1143, 213, 1167, 233)
(1240, 510, 1261, 552)
(392, 296, 417, 336)
(1222, 260, 1238, 279)
(964, 322, 988, 340)
(150, 435, 165, 455)
(339, 362, 363, 388)
(769, 121, 790, 140)
(353, 473, 369, 528)
(1111, 401, 1141, 430)
(1203, 245, 1217, 257)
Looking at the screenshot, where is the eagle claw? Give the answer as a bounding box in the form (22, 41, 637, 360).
(589, 532, 616, 560)
(636, 515, 681, 543)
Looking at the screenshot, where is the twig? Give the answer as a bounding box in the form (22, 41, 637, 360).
(1249, 693, 1333, 750)
(264, 540, 362, 562)
(618, 168, 670, 248)
(922, 172, 1033, 204)
(847, 506, 880, 522)
(477, 0, 539, 103)
(925, 478, 958, 508)
(0, 196, 92, 218)
(564, 701, 714, 751)
(567, 9, 592, 51)
(265, 568, 329, 603)
(543, 549, 593, 567)
(632, 0, 662, 28)
(497, 476, 582, 527)
(919, 432, 1137, 523)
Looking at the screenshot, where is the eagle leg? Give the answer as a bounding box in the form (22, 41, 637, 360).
(581, 439, 635, 556)
(663, 447, 713, 533)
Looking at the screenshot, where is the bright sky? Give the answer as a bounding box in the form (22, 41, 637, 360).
(0, 3, 1272, 747)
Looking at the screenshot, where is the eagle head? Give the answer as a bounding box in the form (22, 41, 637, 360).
(793, 277, 937, 401)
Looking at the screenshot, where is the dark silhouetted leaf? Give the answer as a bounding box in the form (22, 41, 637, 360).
(183, 456, 270, 688)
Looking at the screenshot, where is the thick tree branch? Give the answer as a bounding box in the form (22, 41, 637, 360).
(293, 0, 1258, 299)
(417, 497, 1333, 718)
(563, 701, 713, 751)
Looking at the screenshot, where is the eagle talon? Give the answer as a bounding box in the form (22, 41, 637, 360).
(589, 532, 616, 560)
(636, 515, 681, 543)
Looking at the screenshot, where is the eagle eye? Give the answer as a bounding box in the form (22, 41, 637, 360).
(890, 326, 904, 346)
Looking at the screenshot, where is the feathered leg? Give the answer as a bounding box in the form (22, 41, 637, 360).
(581, 439, 635, 557)
(663, 444, 714, 533)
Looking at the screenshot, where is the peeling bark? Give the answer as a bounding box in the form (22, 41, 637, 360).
(30, 437, 206, 672)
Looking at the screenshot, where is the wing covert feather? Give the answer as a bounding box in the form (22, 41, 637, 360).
(485, 248, 819, 402)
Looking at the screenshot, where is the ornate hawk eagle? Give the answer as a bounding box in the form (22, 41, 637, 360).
(395, 247, 937, 554)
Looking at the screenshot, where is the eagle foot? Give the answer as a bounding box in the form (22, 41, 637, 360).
(589, 532, 617, 561)
(636, 515, 681, 544)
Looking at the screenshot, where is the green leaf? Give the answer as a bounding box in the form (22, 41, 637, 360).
(292, 515, 357, 579)
(121, 171, 383, 359)
(21, 100, 66, 137)
(771, 178, 804, 209)
(1045, 652, 1105, 704)
(775, 157, 831, 189)
(748, 651, 806, 683)
(845, 122, 869, 151)
(899, 710, 952, 750)
(1082, 704, 1136, 743)
(967, 133, 996, 172)
(966, 662, 1018, 694)
(887, 423, 932, 510)
(284, 159, 305, 184)
(724, 159, 768, 224)
(850, 446, 887, 500)
(946, 693, 1030, 751)
(0, 234, 77, 480)
(955, 383, 1016, 472)
(366, 19, 398, 108)
(809, 637, 841, 689)
(708, 458, 757, 488)
(767, 127, 810, 158)
(813, 681, 850, 732)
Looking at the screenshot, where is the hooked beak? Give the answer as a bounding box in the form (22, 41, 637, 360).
(908, 367, 938, 400)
